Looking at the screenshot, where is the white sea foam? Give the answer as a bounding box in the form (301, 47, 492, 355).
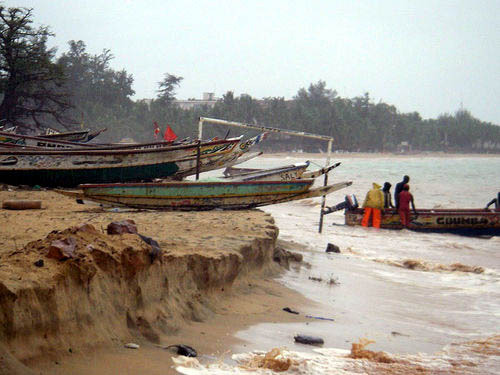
(174, 335, 500, 374)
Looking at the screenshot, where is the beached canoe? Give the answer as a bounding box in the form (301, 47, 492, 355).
(223, 161, 341, 181)
(0, 129, 195, 150)
(222, 161, 310, 181)
(345, 207, 500, 236)
(39, 128, 107, 143)
(0, 136, 261, 187)
(56, 180, 353, 210)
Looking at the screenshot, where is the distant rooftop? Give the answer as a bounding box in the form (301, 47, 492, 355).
(175, 92, 218, 110)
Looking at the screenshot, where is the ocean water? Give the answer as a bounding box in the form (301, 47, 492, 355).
(177, 155, 500, 374)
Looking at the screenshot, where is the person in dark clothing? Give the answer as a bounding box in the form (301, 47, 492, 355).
(394, 175, 410, 209)
(485, 192, 500, 210)
(398, 184, 417, 227)
(382, 182, 394, 209)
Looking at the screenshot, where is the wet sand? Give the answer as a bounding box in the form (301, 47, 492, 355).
(36, 277, 309, 375)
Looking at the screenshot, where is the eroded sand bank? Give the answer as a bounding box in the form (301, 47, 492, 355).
(0, 189, 310, 375)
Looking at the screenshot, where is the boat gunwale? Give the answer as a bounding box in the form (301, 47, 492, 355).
(347, 208, 500, 216)
(223, 162, 310, 180)
(0, 137, 240, 156)
(40, 129, 92, 137)
(84, 190, 310, 200)
(79, 179, 316, 189)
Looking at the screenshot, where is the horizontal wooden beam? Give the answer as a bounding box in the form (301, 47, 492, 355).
(199, 117, 334, 141)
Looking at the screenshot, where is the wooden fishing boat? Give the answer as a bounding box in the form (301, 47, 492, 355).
(0, 129, 187, 150)
(56, 179, 353, 210)
(0, 135, 264, 187)
(39, 128, 107, 143)
(344, 206, 500, 236)
(223, 161, 341, 180)
(221, 161, 310, 181)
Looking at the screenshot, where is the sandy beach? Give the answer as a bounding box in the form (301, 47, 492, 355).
(0, 188, 312, 375)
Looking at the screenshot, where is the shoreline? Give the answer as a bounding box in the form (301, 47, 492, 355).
(259, 151, 500, 159)
(0, 190, 313, 375)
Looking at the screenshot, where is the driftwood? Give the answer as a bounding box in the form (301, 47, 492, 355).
(2, 200, 42, 210)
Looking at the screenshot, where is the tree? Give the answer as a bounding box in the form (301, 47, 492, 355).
(57, 40, 136, 141)
(58, 41, 135, 111)
(156, 73, 183, 104)
(0, 6, 73, 132)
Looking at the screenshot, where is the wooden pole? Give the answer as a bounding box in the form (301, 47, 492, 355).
(198, 117, 204, 140)
(319, 139, 333, 233)
(199, 117, 334, 141)
(195, 140, 201, 180)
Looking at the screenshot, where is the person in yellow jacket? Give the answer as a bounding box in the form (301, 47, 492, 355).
(361, 182, 384, 228)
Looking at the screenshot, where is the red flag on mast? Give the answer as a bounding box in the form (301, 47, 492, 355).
(164, 125, 178, 142)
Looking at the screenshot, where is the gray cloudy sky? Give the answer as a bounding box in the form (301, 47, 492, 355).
(5, 0, 500, 124)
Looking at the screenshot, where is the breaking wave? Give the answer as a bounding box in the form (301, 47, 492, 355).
(374, 258, 485, 274)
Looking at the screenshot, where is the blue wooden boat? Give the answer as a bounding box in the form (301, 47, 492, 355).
(56, 180, 353, 210)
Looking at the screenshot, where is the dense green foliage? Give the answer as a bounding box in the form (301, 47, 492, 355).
(0, 6, 72, 132)
(0, 5, 499, 152)
(139, 82, 500, 153)
(57, 40, 136, 140)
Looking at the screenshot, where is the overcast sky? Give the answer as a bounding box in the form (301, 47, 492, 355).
(5, 0, 500, 124)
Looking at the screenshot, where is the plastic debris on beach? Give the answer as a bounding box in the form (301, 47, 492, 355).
(173, 335, 500, 374)
(294, 334, 324, 345)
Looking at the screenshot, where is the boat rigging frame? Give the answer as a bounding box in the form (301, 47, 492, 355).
(198, 117, 335, 233)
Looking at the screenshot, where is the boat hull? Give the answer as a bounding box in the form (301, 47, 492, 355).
(345, 208, 500, 236)
(57, 180, 353, 210)
(0, 138, 244, 187)
(0, 163, 180, 187)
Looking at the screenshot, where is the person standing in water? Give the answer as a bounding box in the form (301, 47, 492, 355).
(382, 182, 394, 209)
(394, 175, 410, 209)
(398, 184, 417, 227)
(361, 183, 384, 228)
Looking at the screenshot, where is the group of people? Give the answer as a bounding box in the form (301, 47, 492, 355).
(361, 175, 417, 229)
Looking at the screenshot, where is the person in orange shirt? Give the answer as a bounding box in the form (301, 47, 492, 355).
(361, 183, 384, 228)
